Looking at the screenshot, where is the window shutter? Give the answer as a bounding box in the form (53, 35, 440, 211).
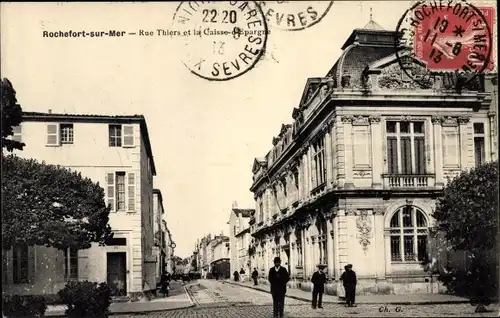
(77, 250, 89, 280)
(28, 246, 36, 283)
(415, 137, 426, 174)
(12, 125, 22, 142)
(128, 172, 136, 212)
(106, 173, 115, 212)
(123, 125, 135, 147)
(387, 137, 398, 174)
(46, 124, 59, 146)
(401, 137, 412, 174)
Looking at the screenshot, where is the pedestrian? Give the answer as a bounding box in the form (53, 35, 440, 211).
(233, 270, 240, 282)
(268, 256, 290, 318)
(252, 267, 259, 286)
(240, 268, 246, 282)
(340, 264, 357, 307)
(311, 264, 327, 309)
(160, 273, 170, 297)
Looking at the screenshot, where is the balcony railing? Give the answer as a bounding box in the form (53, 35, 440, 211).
(383, 174, 435, 188)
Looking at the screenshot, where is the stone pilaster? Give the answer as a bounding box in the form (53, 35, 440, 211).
(341, 116, 354, 188)
(369, 115, 382, 188)
(301, 227, 307, 277)
(325, 129, 333, 189)
(458, 116, 470, 170)
(336, 117, 345, 188)
(336, 209, 348, 275)
(488, 111, 497, 161)
(432, 116, 444, 188)
(311, 235, 317, 267)
(326, 220, 334, 279)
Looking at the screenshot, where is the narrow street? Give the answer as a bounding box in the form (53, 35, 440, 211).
(114, 280, 499, 318)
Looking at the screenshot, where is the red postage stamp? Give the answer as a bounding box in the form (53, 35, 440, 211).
(411, 1, 495, 73)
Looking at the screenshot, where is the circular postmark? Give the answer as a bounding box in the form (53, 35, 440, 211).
(258, 1, 334, 31)
(395, 0, 494, 88)
(173, 1, 268, 81)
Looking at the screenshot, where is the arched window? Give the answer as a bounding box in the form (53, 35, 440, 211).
(389, 206, 429, 262)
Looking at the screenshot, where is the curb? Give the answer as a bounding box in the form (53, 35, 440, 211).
(45, 287, 196, 317)
(224, 281, 471, 305)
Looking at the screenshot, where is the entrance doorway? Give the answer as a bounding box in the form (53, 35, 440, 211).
(107, 252, 127, 296)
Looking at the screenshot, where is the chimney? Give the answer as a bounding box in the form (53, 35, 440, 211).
(48, 109, 52, 114)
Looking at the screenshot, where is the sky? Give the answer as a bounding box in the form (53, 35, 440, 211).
(1, 1, 418, 258)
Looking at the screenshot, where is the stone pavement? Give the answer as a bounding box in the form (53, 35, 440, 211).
(224, 279, 471, 305)
(45, 281, 194, 317)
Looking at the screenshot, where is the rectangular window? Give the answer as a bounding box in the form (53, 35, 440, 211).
(386, 121, 426, 174)
(312, 137, 326, 187)
(259, 201, 264, 223)
(109, 125, 122, 147)
(417, 235, 428, 261)
(64, 248, 78, 280)
(116, 172, 126, 211)
(60, 124, 74, 144)
(474, 123, 485, 167)
(403, 236, 415, 261)
(13, 244, 29, 284)
(442, 126, 460, 167)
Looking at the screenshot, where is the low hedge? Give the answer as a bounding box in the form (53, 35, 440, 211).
(57, 281, 111, 318)
(2, 294, 47, 317)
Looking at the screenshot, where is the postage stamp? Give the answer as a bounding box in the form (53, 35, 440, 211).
(395, 0, 495, 87)
(257, 1, 334, 31)
(172, 1, 269, 81)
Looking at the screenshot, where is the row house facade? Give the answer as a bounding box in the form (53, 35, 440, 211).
(227, 205, 254, 275)
(210, 236, 230, 279)
(3, 111, 159, 298)
(153, 189, 167, 284)
(162, 220, 175, 274)
(248, 21, 497, 295)
(195, 234, 212, 278)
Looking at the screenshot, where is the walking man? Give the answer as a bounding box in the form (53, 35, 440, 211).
(311, 264, 327, 309)
(340, 264, 357, 307)
(268, 257, 290, 318)
(252, 267, 259, 286)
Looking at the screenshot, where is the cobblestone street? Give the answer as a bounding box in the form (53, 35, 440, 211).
(113, 280, 499, 318)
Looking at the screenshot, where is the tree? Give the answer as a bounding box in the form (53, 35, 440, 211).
(2, 154, 113, 250)
(433, 161, 499, 310)
(1, 78, 25, 152)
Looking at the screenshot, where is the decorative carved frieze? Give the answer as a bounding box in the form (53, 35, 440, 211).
(369, 115, 381, 123)
(353, 170, 371, 178)
(345, 209, 357, 216)
(373, 206, 386, 215)
(457, 115, 471, 124)
(406, 199, 414, 205)
(431, 116, 443, 124)
(356, 210, 373, 253)
(352, 115, 370, 126)
(341, 115, 354, 123)
(442, 116, 458, 126)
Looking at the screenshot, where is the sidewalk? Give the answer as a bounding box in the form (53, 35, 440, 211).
(224, 280, 471, 305)
(45, 283, 195, 317)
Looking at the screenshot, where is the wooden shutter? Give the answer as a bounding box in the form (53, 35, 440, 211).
(387, 137, 398, 174)
(46, 124, 59, 146)
(106, 173, 115, 212)
(12, 125, 22, 142)
(414, 137, 426, 174)
(401, 137, 412, 174)
(77, 249, 89, 280)
(28, 246, 36, 283)
(123, 125, 135, 147)
(127, 172, 135, 212)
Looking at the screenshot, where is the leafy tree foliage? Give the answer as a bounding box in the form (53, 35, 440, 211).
(433, 161, 498, 253)
(1, 78, 25, 152)
(434, 161, 499, 302)
(2, 154, 113, 250)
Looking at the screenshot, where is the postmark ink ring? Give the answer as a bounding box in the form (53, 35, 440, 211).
(173, 1, 269, 81)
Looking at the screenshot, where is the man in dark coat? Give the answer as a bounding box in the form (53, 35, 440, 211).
(251, 268, 259, 286)
(311, 264, 327, 309)
(268, 257, 290, 318)
(340, 264, 357, 307)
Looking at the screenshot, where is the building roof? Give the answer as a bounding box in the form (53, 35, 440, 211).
(22, 111, 157, 175)
(233, 208, 254, 218)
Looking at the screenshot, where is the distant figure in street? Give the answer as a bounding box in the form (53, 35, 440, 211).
(268, 257, 290, 318)
(340, 264, 357, 307)
(240, 268, 246, 282)
(160, 273, 170, 297)
(233, 270, 240, 282)
(311, 264, 327, 309)
(252, 268, 259, 286)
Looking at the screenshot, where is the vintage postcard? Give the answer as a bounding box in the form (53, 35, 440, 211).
(1, 1, 498, 317)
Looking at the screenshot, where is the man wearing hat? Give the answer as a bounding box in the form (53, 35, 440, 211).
(340, 264, 357, 307)
(311, 264, 327, 309)
(268, 256, 290, 318)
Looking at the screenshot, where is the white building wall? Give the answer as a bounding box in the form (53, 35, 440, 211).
(3, 119, 155, 296)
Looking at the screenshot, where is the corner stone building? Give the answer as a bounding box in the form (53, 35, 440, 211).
(248, 21, 497, 295)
